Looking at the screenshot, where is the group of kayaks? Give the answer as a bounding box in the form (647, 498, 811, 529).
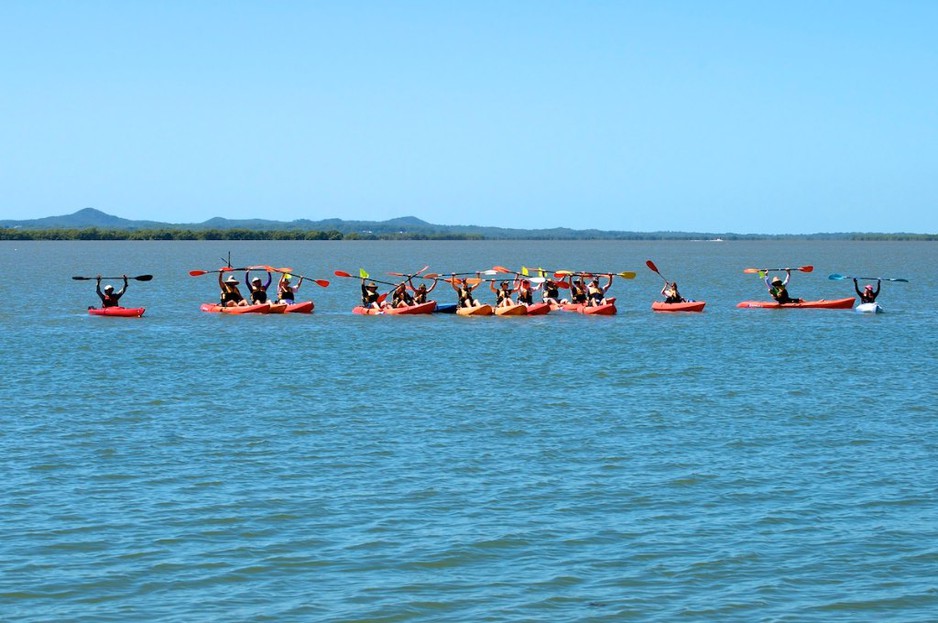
(83, 262, 902, 318)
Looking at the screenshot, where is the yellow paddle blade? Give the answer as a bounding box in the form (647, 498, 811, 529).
(521, 266, 530, 277)
(359, 268, 369, 279)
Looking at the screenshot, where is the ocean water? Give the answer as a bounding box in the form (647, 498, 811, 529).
(1, 239, 936, 622)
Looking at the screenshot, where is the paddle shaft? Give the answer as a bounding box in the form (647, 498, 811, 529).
(73, 275, 153, 281)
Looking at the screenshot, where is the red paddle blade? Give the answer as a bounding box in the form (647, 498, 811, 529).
(799, 265, 814, 273)
(645, 260, 659, 273)
(189, 270, 208, 276)
(492, 265, 512, 273)
(334, 270, 353, 278)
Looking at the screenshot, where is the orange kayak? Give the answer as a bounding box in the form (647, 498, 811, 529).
(736, 297, 855, 309)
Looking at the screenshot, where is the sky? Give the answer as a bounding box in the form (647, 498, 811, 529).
(1, 1, 936, 234)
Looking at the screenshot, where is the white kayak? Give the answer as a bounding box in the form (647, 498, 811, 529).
(855, 302, 884, 314)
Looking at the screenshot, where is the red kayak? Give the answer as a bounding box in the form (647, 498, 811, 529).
(88, 306, 145, 317)
(525, 302, 552, 316)
(736, 297, 855, 309)
(283, 301, 314, 313)
(560, 299, 618, 315)
(353, 300, 437, 315)
(652, 300, 706, 312)
(200, 303, 271, 314)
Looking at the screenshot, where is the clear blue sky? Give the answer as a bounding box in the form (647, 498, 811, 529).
(2, 1, 936, 234)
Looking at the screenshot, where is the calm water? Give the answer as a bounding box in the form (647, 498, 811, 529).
(1, 240, 936, 622)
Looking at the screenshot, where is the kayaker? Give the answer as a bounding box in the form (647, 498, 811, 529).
(408, 276, 437, 305)
(661, 281, 686, 304)
(586, 275, 613, 306)
(490, 280, 516, 307)
(515, 279, 534, 305)
(765, 269, 802, 304)
(567, 275, 588, 305)
(540, 279, 567, 306)
(451, 275, 482, 309)
(854, 278, 880, 303)
(96, 275, 128, 308)
(244, 269, 272, 304)
(390, 282, 414, 308)
(276, 273, 304, 304)
(218, 271, 248, 307)
(360, 279, 383, 310)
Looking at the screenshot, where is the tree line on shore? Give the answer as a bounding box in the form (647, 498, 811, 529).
(0, 227, 933, 241)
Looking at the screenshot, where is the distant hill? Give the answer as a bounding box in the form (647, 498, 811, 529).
(0, 208, 934, 241)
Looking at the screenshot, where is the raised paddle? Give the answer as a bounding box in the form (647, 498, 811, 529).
(73, 274, 153, 281)
(334, 270, 399, 287)
(828, 273, 909, 283)
(645, 260, 668, 283)
(387, 265, 430, 279)
(554, 270, 637, 279)
(260, 266, 329, 287)
(744, 265, 814, 274)
(188, 267, 249, 277)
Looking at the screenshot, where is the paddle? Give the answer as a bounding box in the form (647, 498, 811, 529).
(744, 265, 814, 274)
(334, 270, 399, 288)
(189, 267, 249, 277)
(645, 260, 668, 283)
(555, 270, 637, 280)
(828, 273, 909, 283)
(73, 274, 153, 281)
(386, 265, 429, 279)
(260, 266, 329, 287)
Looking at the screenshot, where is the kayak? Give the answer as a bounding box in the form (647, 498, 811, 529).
(525, 302, 552, 316)
(283, 300, 314, 313)
(435, 303, 458, 314)
(495, 303, 528, 316)
(267, 302, 288, 314)
(855, 302, 884, 314)
(353, 300, 437, 315)
(736, 297, 855, 309)
(200, 303, 271, 314)
(560, 300, 617, 315)
(652, 300, 706, 312)
(456, 304, 494, 316)
(88, 306, 145, 317)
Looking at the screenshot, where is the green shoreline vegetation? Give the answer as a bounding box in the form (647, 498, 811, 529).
(0, 227, 934, 242)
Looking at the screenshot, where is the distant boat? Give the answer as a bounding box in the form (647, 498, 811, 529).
(709, 238, 724, 242)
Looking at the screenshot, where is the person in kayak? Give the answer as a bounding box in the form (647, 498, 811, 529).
(854, 278, 881, 303)
(515, 279, 534, 305)
(276, 273, 304, 304)
(567, 275, 588, 305)
(586, 275, 613, 306)
(451, 275, 483, 309)
(360, 279, 383, 310)
(390, 282, 414, 308)
(490, 280, 516, 308)
(661, 281, 686, 304)
(408, 276, 437, 305)
(96, 275, 128, 308)
(540, 278, 567, 306)
(244, 269, 272, 304)
(218, 271, 248, 307)
(764, 270, 802, 304)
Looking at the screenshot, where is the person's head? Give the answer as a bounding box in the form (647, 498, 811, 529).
(591, 277, 599, 285)
(771, 277, 782, 285)
(252, 277, 261, 286)
(864, 284, 874, 292)
(366, 282, 377, 290)
(104, 284, 114, 293)
(225, 276, 239, 287)
(418, 284, 427, 291)
(521, 280, 530, 287)
(501, 281, 509, 289)
(671, 282, 678, 289)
